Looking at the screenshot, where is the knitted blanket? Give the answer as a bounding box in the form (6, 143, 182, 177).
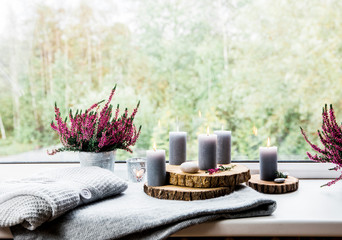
(0, 167, 128, 230)
(11, 183, 276, 240)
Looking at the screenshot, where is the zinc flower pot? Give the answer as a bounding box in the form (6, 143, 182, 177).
(79, 151, 116, 172)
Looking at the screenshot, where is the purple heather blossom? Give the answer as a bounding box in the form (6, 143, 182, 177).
(49, 85, 141, 154)
(301, 104, 342, 187)
(206, 165, 236, 175)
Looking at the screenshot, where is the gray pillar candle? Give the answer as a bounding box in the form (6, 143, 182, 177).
(198, 133, 217, 170)
(259, 138, 278, 181)
(169, 132, 187, 165)
(214, 130, 231, 164)
(146, 148, 166, 186)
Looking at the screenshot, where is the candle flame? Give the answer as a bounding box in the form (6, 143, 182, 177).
(267, 137, 271, 147)
(253, 126, 258, 136)
(158, 120, 161, 128)
(207, 125, 210, 135)
(135, 169, 144, 178)
(153, 142, 157, 151)
(198, 110, 202, 118)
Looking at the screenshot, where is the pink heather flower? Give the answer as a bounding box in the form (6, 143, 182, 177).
(301, 104, 342, 187)
(207, 168, 220, 175)
(49, 85, 141, 154)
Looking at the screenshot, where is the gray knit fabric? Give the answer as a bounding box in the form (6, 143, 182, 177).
(11, 184, 276, 240)
(0, 167, 128, 230)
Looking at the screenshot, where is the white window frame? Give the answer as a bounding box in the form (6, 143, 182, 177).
(0, 161, 338, 181)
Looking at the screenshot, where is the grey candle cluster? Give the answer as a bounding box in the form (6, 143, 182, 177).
(169, 132, 187, 165)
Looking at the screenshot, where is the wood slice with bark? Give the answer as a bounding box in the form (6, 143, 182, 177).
(247, 174, 299, 194)
(143, 183, 235, 201)
(166, 163, 250, 188)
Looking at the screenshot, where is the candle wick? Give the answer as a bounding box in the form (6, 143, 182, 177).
(176, 117, 179, 131)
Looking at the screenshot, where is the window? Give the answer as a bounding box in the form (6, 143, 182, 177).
(1, 0, 341, 163)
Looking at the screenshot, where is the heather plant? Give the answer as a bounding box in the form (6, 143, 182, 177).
(49, 85, 141, 154)
(301, 104, 342, 187)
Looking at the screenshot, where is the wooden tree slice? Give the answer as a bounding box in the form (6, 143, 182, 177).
(247, 174, 299, 194)
(167, 163, 250, 188)
(144, 183, 235, 201)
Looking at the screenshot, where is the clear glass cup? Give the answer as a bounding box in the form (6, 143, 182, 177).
(126, 157, 146, 183)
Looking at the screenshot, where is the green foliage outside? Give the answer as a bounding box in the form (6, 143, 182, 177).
(1, 0, 342, 161)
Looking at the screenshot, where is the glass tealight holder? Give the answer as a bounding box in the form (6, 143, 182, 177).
(126, 158, 146, 183)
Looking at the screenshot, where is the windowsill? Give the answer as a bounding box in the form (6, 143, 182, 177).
(172, 179, 342, 237)
(1, 164, 342, 238)
(1, 180, 342, 238)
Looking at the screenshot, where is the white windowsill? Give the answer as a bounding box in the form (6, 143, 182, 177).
(0, 163, 341, 238)
(173, 179, 342, 237)
(1, 180, 342, 238)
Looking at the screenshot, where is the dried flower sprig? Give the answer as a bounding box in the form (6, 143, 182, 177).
(301, 104, 342, 187)
(206, 165, 236, 175)
(48, 85, 141, 154)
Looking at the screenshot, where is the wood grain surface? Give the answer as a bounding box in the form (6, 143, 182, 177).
(144, 183, 235, 201)
(247, 174, 299, 194)
(167, 163, 251, 188)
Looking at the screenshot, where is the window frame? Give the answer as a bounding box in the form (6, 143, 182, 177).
(0, 161, 338, 180)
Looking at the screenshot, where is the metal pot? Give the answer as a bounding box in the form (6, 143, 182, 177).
(79, 151, 116, 172)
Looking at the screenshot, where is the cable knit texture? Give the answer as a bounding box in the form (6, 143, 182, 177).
(11, 184, 276, 240)
(0, 167, 128, 230)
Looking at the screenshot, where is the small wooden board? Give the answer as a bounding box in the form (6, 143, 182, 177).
(247, 174, 299, 194)
(144, 183, 235, 201)
(167, 163, 250, 188)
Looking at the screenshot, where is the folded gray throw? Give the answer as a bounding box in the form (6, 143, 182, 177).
(11, 183, 276, 240)
(0, 167, 128, 230)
